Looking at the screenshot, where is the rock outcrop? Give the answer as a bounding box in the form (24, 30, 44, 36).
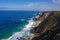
(31, 11, 60, 40)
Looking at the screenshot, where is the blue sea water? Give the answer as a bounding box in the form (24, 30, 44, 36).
(0, 10, 38, 40)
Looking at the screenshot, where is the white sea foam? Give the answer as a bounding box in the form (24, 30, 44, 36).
(7, 19, 37, 40)
(19, 19, 25, 21)
(1, 39, 7, 40)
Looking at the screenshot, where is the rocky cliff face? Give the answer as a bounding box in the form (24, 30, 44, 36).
(31, 11, 60, 40)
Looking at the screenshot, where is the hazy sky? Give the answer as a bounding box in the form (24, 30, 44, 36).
(0, 0, 60, 11)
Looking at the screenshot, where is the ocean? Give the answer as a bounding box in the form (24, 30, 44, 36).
(0, 10, 38, 40)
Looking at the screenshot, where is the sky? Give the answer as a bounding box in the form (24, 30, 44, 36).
(0, 0, 60, 11)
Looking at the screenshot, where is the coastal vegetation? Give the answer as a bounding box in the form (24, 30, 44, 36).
(31, 11, 60, 40)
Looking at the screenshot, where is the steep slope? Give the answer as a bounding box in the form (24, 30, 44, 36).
(31, 11, 60, 40)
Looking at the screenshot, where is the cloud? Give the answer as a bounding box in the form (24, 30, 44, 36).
(18, 3, 39, 10)
(0, 2, 60, 11)
(24, 3, 33, 7)
(53, 0, 60, 3)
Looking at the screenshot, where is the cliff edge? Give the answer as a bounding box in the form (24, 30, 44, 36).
(31, 11, 60, 40)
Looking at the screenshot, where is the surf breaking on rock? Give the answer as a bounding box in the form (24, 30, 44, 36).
(7, 12, 49, 40)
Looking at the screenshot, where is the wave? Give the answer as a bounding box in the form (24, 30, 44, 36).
(20, 19, 25, 21)
(7, 19, 37, 40)
(1, 39, 7, 40)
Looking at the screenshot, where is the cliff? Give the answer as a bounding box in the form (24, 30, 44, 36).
(31, 11, 60, 40)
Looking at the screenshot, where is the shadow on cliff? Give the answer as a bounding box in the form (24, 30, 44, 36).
(31, 11, 60, 40)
